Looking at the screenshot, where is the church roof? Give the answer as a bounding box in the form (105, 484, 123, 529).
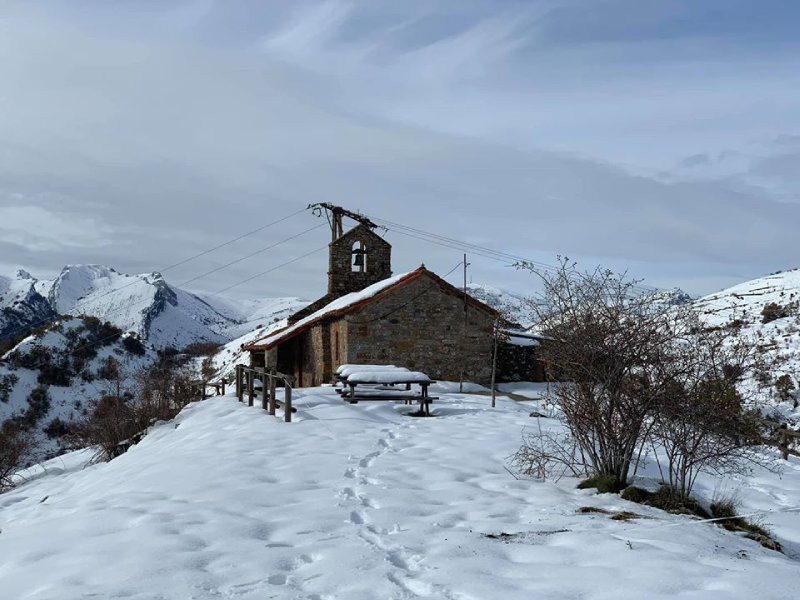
(243, 266, 501, 351)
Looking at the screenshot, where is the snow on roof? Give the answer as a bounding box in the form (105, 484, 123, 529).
(247, 271, 417, 350)
(244, 266, 503, 351)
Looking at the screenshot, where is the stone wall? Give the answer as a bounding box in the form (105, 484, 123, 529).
(496, 343, 547, 382)
(328, 224, 392, 297)
(342, 274, 496, 383)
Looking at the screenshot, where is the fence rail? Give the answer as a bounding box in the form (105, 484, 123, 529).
(777, 426, 800, 460)
(190, 378, 227, 401)
(235, 364, 295, 422)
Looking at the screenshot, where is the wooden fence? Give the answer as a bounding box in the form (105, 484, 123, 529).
(190, 378, 227, 401)
(235, 365, 296, 422)
(777, 426, 800, 460)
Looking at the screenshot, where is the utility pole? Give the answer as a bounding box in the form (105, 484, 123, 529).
(460, 253, 468, 393)
(490, 322, 499, 408)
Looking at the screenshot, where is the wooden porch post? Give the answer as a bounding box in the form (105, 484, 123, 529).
(284, 382, 292, 423)
(268, 370, 277, 416)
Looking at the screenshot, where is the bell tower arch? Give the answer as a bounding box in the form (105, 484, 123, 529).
(328, 224, 391, 295)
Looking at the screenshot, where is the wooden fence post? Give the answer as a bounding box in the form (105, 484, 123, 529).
(236, 366, 243, 402)
(247, 370, 254, 406)
(220, 378, 226, 396)
(779, 428, 789, 461)
(268, 370, 277, 416)
(260, 368, 269, 410)
(284, 382, 292, 423)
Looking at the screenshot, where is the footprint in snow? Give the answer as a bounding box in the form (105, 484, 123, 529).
(349, 510, 366, 525)
(267, 574, 288, 586)
(359, 452, 380, 468)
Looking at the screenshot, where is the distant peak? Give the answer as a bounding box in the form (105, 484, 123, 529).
(15, 269, 34, 280)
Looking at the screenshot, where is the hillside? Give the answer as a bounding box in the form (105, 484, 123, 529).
(0, 270, 56, 342)
(695, 269, 800, 413)
(0, 317, 157, 458)
(2, 389, 798, 599)
(466, 283, 529, 326)
(0, 266, 307, 457)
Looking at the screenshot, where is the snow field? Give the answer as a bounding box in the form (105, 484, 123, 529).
(0, 388, 799, 599)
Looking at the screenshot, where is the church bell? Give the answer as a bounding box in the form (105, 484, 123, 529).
(352, 249, 365, 267)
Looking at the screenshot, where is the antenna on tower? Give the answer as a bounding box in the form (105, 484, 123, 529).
(307, 203, 381, 242)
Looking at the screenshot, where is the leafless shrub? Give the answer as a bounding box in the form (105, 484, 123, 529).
(511, 425, 589, 481)
(649, 325, 774, 496)
(515, 258, 775, 492)
(0, 421, 34, 489)
(516, 258, 682, 488)
(70, 362, 194, 461)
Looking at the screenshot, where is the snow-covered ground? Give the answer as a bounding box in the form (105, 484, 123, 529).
(2, 386, 798, 599)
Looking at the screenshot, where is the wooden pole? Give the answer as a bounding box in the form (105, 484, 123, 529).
(460, 253, 467, 393)
(260, 369, 269, 410)
(779, 428, 789, 460)
(247, 370, 254, 406)
(236, 366, 243, 402)
(284, 382, 292, 423)
(268, 370, 277, 416)
(491, 324, 499, 408)
(221, 378, 226, 396)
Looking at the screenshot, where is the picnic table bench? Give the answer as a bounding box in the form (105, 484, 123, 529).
(337, 366, 437, 415)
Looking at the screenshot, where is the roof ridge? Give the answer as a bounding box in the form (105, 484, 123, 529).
(243, 267, 499, 351)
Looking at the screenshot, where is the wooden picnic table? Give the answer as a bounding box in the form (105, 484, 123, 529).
(341, 369, 437, 415)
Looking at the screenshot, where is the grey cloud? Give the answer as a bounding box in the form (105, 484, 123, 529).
(1, 1, 799, 300)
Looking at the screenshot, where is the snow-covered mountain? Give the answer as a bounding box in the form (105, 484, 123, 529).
(466, 283, 529, 326)
(0, 270, 57, 342)
(0, 265, 307, 350)
(45, 265, 240, 349)
(0, 265, 308, 454)
(695, 268, 800, 413)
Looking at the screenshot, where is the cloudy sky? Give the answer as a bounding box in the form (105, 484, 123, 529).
(1, 0, 798, 300)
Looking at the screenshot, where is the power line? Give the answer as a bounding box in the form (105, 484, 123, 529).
(157, 207, 308, 273)
(371, 215, 658, 295)
(0, 207, 308, 342)
(209, 246, 329, 297)
(442, 260, 465, 279)
(8, 245, 330, 363)
(176, 224, 325, 288)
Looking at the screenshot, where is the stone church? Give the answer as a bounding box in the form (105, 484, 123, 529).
(243, 221, 506, 386)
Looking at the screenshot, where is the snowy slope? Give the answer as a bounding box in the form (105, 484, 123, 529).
(0, 270, 56, 341)
(1, 390, 799, 599)
(467, 283, 529, 326)
(198, 295, 307, 340)
(0, 317, 158, 458)
(206, 315, 300, 382)
(695, 269, 800, 411)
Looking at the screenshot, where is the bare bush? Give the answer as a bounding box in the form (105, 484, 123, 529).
(511, 425, 589, 481)
(71, 362, 194, 460)
(516, 258, 683, 488)
(650, 327, 768, 496)
(515, 258, 772, 492)
(0, 421, 33, 489)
